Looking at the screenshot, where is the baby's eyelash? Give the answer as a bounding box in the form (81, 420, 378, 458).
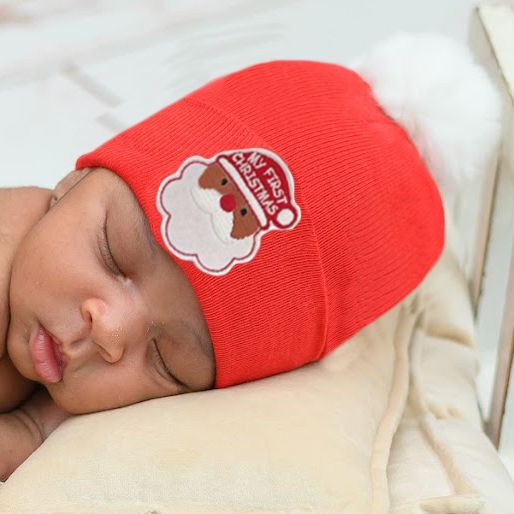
(151, 340, 176, 382)
(99, 218, 123, 276)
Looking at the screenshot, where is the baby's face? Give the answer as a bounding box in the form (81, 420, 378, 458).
(7, 168, 215, 414)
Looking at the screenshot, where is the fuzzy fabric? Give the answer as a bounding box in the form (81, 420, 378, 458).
(351, 32, 503, 197)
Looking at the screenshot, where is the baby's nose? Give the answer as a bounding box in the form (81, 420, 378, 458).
(220, 193, 236, 213)
(81, 298, 147, 363)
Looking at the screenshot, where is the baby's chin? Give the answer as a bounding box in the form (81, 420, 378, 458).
(40, 383, 84, 414)
(45, 388, 79, 413)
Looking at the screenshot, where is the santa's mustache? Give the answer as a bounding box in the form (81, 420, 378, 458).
(191, 185, 239, 244)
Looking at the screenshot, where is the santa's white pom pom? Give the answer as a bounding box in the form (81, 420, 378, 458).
(350, 32, 503, 196)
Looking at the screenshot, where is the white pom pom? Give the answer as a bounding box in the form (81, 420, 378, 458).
(277, 208, 294, 226)
(350, 32, 503, 195)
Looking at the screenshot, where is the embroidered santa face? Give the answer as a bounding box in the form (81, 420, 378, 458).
(198, 162, 261, 241)
(156, 148, 301, 275)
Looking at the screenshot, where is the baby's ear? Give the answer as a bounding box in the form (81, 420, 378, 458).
(50, 168, 92, 208)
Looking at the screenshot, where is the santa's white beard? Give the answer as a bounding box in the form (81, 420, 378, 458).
(191, 185, 236, 244)
(157, 162, 256, 275)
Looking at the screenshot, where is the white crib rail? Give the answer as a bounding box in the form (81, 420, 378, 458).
(469, 2, 514, 449)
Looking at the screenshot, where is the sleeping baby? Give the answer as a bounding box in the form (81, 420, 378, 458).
(0, 34, 501, 480)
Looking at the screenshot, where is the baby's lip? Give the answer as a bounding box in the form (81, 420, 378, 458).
(30, 324, 68, 383)
(44, 327, 69, 373)
(33, 324, 69, 381)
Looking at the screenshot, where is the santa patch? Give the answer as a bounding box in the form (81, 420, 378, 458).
(156, 148, 301, 275)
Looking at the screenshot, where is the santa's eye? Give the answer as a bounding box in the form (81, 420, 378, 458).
(240, 208, 248, 216)
(221, 178, 228, 186)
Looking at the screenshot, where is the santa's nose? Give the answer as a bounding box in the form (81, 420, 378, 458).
(220, 193, 237, 212)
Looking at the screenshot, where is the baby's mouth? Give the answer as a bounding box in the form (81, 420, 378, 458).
(29, 325, 66, 383)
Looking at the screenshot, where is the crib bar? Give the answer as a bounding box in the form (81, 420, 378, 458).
(468, 7, 504, 319)
(469, 156, 500, 318)
(472, 3, 514, 448)
(486, 235, 514, 447)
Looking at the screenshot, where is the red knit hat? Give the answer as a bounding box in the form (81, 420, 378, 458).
(75, 60, 444, 388)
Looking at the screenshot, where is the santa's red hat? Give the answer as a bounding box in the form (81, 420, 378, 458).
(76, 59, 446, 388)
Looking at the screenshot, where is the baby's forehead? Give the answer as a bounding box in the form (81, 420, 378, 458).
(90, 169, 156, 248)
